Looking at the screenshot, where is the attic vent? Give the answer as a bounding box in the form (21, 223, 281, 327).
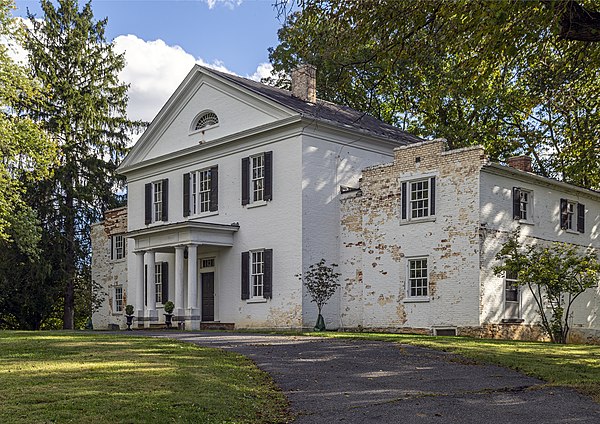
(192, 111, 219, 131)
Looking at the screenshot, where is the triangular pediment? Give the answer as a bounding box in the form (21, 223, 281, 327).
(120, 65, 297, 171)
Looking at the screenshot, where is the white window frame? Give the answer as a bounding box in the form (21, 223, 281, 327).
(155, 263, 163, 305)
(152, 181, 163, 222)
(190, 169, 212, 215)
(251, 154, 265, 203)
(505, 271, 519, 303)
(112, 234, 125, 260)
(519, 189, 533, 222)
(114, 286, 123, 313)
(409, 178, 431, 219)
(250, 249, 265, 299)
(565, 200, 577, 231)
(406, 257, 429, 300)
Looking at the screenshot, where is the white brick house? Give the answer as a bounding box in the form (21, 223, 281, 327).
(91, 64, 419, 331)
(92, 66, 600, 341)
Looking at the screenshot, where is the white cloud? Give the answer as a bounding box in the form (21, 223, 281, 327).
(205, 0, 243, 10)
(247, 62, 273, 82)
(114, 34, 235, 123)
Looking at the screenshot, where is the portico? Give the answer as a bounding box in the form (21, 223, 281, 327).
(128, 221, 239, 329)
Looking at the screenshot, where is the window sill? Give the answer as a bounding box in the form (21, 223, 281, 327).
(564, 228, 580, 235)
(403, 297, 430, 303)
(400, 216, 436, 226)
(112, 312, 123, 316)
(246, 200, 268, 209)
(518, 219, 534, 226)
(189, 210, 219, 219)
(246, 298, 267, 304)
(111, 257, 126, 263)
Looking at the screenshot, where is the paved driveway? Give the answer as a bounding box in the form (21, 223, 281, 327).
(148, 332, 600, 423)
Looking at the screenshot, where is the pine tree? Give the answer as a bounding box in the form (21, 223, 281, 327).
(23, 0, 138, 329)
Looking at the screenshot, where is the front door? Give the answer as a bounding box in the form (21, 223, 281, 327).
(201, 272, 215, 321)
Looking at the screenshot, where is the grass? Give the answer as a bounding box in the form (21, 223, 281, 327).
(286, 330, 600, 402)
(0, 331, 290, 424)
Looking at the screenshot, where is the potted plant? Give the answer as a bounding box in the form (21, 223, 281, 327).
(163, 301, 175, 329)
(125, 304, 135, 331)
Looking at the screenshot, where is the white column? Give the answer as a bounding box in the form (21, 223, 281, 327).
(134, 251, 145, 320)
(174, 246, 185, 318)
(146, 250, 157, 324)
(187, 244, 199, 330)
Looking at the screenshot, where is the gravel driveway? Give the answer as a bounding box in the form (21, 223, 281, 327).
(147, 332, 600, 423)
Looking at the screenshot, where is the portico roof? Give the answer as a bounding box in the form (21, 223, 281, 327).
(127, 221, 240, 252)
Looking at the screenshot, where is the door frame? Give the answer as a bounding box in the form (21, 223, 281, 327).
(198, 256, 217, 321)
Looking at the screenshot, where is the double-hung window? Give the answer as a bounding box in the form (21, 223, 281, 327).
(242, 152, 273, 205)
(401, 176, 436, 221)
(407, 257, 429, 299)
(155, 263, 163, 304)
(114, 286, 123, 313)
(512, 187, 532, 223)
(183, 167, 218, 217)
(560, 198, 585, 233)
(505, 271, 519, 303)
(144, 179, 169, 224)
(241, 249, 273, 300)
(111, 234, 125, 260)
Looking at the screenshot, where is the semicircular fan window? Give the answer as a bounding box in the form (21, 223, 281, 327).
(194, 111, 219, 131)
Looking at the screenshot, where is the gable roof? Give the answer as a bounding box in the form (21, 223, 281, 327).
(200, 66, 423, 145)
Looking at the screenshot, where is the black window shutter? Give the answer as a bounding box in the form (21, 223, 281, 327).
(560, 198, 568, 229)
(183, 173, 190, 217)
(241, 251, 250, 300)
(512, 187, 521, 220)
(264, 151, 273, 201)
(430, 177, 436, 215)
(144, 264, 148, 306)
(210, 166, 219, 212)
(144, 183, 152, 225)
(577, 203, 585, 233)
(162, 262, 169, 303)
(401, 182, 407, 220)
(110, 236, 114, 260)
(241, 157, 250, 205)
(263, 249, 273, 299)
(162, 179, 169, 221)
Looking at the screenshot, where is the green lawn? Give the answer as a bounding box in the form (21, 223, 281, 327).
(294, 331, 600, 402)
(0, 331, 290, 424)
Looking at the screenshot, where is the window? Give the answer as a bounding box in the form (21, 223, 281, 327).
(111, 234, 125, 260)
(241, 152, 272, 205)
(252, 155, 265, 202)
(183, 167, 218, 217)
(241, 249, 273, 300)
(512, 187, 532, 222)
(407, 257, 428, 298)
(201, 258, 215, 269)
(114, 286, 123, 313)
(560, 198, 585, 233)
(192, 110, 219, 132)
(401, 177, 436, 221)
(155, 263, 163, 304)
(145, 179, 169, 224)
(153, 181, 163, 222)
(505, 271, 519, 303)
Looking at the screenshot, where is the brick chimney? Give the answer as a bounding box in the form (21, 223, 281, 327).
(507, 155, 533, 172)
(291, 64, 316, 103)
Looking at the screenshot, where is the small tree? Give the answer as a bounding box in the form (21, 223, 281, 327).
(494, 231, 600, 343)
(296, 259, 341, 331)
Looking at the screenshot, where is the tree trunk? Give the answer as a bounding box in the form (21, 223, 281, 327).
(62, 189, 76, 330)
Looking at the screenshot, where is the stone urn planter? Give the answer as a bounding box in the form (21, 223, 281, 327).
(163, 301, 175, 329)
(125, 304, 135, 331)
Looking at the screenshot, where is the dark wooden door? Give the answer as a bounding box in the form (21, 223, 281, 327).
(201, 272, 215, 321)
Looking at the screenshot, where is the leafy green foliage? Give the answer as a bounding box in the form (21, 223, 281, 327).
(494, 231, 600, 343)
(296, 259, 341, 329)
(270, 0, 600, 189)
(19, 0, 141, 329)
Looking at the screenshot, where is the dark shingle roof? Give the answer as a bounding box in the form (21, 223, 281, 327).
(202, 66, 423, 145)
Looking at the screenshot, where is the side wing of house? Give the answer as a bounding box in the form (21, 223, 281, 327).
(339, 140, 486, 333)
(479, 166, 600, 341)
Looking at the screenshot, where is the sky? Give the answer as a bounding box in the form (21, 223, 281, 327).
(11, 0, 288, 122)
